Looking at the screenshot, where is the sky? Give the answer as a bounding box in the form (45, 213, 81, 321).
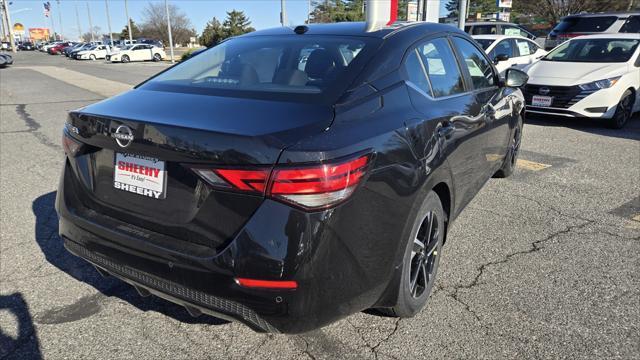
(6, 0, 448, 40)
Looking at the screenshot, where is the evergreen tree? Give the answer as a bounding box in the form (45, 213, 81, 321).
(222, 10, 255, 38)
(120, 19, 140, 39)
(199, 17, 225, 47)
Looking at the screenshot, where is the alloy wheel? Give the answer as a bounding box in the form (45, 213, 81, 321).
(409, 211, 440, 298)
(615, 95, 633, 128)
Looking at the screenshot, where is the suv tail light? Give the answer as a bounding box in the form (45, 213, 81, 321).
(62, 131, 83, 156)
(192, 154, 371, 210)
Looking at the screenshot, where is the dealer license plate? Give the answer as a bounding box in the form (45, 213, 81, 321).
(531, 95, 553, 107)
(114, 153, 166, 199)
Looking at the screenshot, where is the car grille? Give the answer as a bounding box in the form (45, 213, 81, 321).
(523, 84, 594, 109)
(64, 239, 279, 333)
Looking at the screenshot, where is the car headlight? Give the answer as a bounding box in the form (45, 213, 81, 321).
(578, 77, 621, 91)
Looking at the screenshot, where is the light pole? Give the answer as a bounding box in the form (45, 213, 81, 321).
(164, 0, 174, 63)
(75, 4, 82, 41)
(280, 0, 287, 26)
(1, 0, 16, 52)
(56, 0, 63, 39)
(86, 2, 94, 42)
(458, 0, 467, 30)
(104, 0, 113, 46)
(125, 0, 132, 42)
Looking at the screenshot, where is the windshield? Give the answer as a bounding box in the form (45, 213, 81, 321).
(474, 39, 494, 50)
(141, 35, 380, 102)
(543, 38, 639, 63)
(553, 16, 617, 33)
(122, 45, 134, 50)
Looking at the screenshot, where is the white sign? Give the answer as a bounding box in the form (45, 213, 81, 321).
(497, 0, 513, 8)
(407, 2, 418, 22)
(114, 153, 166, 199)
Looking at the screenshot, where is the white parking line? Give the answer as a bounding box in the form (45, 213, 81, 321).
(19, 66, 132, 98)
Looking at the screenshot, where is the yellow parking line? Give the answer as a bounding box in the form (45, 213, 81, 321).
(632, 214, 640, 222)
(516, 159, 552, 171)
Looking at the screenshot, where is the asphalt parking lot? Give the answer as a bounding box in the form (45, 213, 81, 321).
(1, 51, 639, 359)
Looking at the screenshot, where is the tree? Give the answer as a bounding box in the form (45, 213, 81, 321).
(199, 17, 225, 47)
(139, 3, 196, 46)
(120, 19, 141, 40)
(309, 0, 411, 24)
(222, 10, 255, 38)
(81, 26, 102, 42)
(446, 0, 498, 18)
(513, 0, 634, 26)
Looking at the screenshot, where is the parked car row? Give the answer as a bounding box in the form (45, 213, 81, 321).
(33, 40, 167, 63)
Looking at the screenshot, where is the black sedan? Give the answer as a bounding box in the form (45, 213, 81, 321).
(57, 21, 527, 333)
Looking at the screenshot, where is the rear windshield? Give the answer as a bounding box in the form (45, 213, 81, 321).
(553, 16, 618, 33)
(474, 39, 494, 50)
(620, 16, 640, 33)
(543, 38, 639, 63)
(142, 35, 380, 102)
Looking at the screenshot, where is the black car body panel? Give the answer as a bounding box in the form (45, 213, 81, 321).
(57, 21, 525, 333)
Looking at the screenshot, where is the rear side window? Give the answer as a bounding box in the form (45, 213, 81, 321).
(473, 25, 497, 35)
(553, 16, 618, 33)
(452, 37, 494, 90)
(489, 39, 514, 59)
(620, 16, 640, 33)
(502, 25, 531, 38)
(404, 51, 432, 95)
(415, 38, 465, 97)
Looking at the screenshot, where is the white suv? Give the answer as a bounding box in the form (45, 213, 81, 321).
(545, 12, 640, 50)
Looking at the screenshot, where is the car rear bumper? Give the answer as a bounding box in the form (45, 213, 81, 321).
(56, 159, 408, 333)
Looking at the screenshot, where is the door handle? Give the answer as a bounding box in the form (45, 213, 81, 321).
(437, 123, 455, 138)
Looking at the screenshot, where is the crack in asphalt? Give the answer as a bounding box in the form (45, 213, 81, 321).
(297, 335, 317, 360)
(445, 219, 595, 330)
(13, 104, 62, 152)
(370, 318, 401, 360)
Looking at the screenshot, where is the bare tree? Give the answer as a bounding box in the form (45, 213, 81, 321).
(139, 3, 196, 46)
(514, 0, 635, 25)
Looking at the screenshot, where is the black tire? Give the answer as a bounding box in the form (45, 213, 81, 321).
(153, 53, 161, 62)
(121, 55, 130, 63)
(608, 90, 634, 129)
(381, 191, 444, 317)
(494, 114, 523, 178)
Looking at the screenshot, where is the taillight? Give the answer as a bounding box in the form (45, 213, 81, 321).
(270, 155, 370, 210)
(62, 131, 83, 156)
(192, 153, 371, 210)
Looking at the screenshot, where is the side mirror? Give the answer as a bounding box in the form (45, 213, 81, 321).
(505, 68, 529, 88)
(493, 54, 509, 64)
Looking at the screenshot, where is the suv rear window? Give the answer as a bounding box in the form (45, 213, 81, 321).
(142, 35, 379, 102)
(620, 16, 640, 33)
(553, 16, 618, 33)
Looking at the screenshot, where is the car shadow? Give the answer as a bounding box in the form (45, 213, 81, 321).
(0, 293, 42, 359)
(32, 191, 229, 326)
(525, 112, 640, 141)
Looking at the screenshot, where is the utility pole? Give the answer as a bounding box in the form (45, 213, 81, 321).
(280, 0, 287, 26)
(104, 0, 113, 46)
(86, 2, 94, 42)
(307, 0, 311, 24)
(164, 0, 174, 63)
(1, 0, 16, 52)
(458, 0, 468, 30)
(56, 0, 63, 40)
(49, 4, 56, 40)
(0, 2, 7, 41)
(75, 4, 82, 41)
(125, 0, 132, 42)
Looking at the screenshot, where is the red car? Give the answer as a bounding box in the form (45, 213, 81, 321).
(48, 42, 74, 55)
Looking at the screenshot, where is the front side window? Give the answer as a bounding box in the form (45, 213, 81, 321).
(452, 37, 494, 90)
(475, 39, 495, 50)
(143, 35, 377, 101)
(544, 38, 639, 63)
(415, 38, 465, 97)
(514, 38, 533, 56)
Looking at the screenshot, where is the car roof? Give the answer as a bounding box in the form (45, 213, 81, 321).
(563, 11, 639, 18)
(472, 35, 531, 40)
(465, 21, 516, 26)
(572, 33, 640, 40)
(243, 21, 463, 39)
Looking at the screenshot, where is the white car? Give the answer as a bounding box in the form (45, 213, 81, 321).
(76, 45, 111, 60)
(107, 44, 166, 63)
(473, 35, 547, 75)
(523, 34, 640, 129)
(41, 41, 63, 52)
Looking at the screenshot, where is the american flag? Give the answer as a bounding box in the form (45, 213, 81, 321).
(43, 2, 51, 17)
